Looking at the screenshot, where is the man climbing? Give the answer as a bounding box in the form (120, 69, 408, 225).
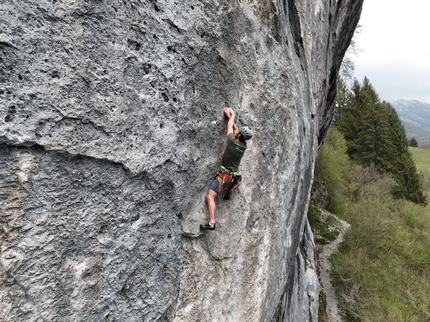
(200, 107, 253, 230)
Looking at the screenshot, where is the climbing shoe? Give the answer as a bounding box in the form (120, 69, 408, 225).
(200, 223, 216, 230)
(223, 191, 231, 200)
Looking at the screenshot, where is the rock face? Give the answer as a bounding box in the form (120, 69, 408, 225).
(0, 1, 362, 321)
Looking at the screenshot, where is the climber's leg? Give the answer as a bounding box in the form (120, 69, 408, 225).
(205, 188, 217, 227)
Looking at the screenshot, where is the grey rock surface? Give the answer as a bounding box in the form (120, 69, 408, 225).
(0, 0, 362, 321)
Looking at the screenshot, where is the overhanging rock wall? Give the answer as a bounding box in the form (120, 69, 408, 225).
(0, 1, 362, 321)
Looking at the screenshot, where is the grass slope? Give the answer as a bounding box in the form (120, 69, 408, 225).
(312, 128, 430, 321)
(409, 146, 430, 193)
(409, 146, 430, 171)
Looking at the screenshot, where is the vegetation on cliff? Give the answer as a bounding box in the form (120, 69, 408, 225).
(311, 126, 430, 322)
(310, 76, 430, 321)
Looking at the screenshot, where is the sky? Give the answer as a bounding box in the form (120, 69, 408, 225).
(352, 0, 430, 104)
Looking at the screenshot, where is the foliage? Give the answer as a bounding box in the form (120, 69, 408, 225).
(313, 74, 430, 321)
(334, 77, 426, 205)
(318, 265, 328, 321)
(409, 137, 418, 147)
(339, 24, 362, 81)
(330, 174, 430, 321)
(309, 202, 340, 245)
(313, 127, 351, 217)
(409, 146, 430, 200)
(312, 131, 430, 321)
(309, 127, 351, 247)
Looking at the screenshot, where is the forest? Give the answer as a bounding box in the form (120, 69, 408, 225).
(311, 77, 430, 321)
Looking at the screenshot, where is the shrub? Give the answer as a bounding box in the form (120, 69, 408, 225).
(330, 171, 430, 321)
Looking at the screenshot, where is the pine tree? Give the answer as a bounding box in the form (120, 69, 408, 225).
(334, 77, 426, 204)
(409, 138, 418, 147)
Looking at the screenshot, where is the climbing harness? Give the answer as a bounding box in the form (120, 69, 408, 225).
(198, 192, 225, 322)
(216, 171, 233, 185)
(217, 166, 241, 186)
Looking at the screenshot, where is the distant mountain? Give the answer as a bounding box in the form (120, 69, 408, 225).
(389, 99, 430, 146)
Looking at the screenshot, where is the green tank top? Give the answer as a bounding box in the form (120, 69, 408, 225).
(221, 133, 247, 170)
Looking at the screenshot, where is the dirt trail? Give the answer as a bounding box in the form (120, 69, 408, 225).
(317, 211, 350, 322)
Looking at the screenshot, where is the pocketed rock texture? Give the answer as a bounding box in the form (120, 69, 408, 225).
(0, 1, 362, 321)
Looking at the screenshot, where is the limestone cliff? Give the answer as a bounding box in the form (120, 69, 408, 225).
(0, 1, 362, 321)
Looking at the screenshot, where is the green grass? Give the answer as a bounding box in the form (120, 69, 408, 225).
(409, 146, 430, 171)
(312, 129, 430, 321)
(330, 179, 430, 321)
(409, 147, 430, 193)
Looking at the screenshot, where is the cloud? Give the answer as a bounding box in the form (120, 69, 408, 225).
(352, 0, 430, 104)
(354, 60, 430, 103)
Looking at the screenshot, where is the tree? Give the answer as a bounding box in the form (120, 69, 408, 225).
(409, 138, 418, 147)
(339, 24, 362, 81)
(334, 77, 426, 204)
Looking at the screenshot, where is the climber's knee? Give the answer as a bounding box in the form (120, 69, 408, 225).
(206, 189, 217, 203)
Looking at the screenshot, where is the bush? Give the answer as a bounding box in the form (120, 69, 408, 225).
(330, 171, 430, 321)
(312, 126, 430, 321)
(313, 128, 350, 218)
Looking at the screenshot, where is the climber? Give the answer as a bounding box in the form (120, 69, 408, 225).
(200, 107, 253, 230)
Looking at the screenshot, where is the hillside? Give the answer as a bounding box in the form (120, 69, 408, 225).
(409, 147, 430, 193)
(390, 99, 430, 145)
(312, 128, 430, 321)
(410, 147, 430, 171)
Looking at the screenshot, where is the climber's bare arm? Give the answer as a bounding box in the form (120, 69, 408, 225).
(232, 122, 239, 135)
(227, 110, 236, 135)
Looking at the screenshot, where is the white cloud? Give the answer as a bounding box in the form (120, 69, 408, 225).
(352, 0, 430, 103)
(355, 60, 430, 102)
